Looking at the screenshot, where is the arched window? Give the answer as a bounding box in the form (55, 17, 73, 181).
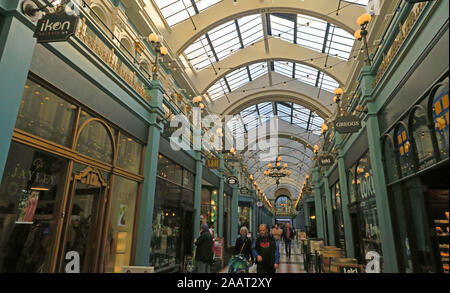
(275, 195, 291, 213)
(395, 124, 415, 177)
(382, 135, 399, 183)
(430, 82, 449, 160)
(410, 106, 436, 170)
(76, 120, 115, 164)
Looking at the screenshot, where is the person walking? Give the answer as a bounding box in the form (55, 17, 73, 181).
(234, 226, 254, 263)
(194, 224, 213, 273)
(282, 222, 295, 260)
(271, 224, 282, 242)
(252, 224, 280, 273)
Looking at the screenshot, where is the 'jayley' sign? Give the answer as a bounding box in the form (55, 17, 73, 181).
(34, 13, 79, 43)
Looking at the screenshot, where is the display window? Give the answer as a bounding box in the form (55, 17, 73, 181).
(238, 206, 252, 233)
(382, 77, 449, 273)
(331, 183, 346, 250)
(430, 82, 449, 160)
(150, 155, 194, 272)
(0, 75, 144, 272)
(348, 151, 384, 271)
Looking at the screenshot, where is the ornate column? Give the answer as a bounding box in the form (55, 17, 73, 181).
(135, 80, 165, 266)
(324, 176, 336, 246)
(217, 155, 224, 237)
(360, 66, 399, 272)
(312, 167, 325, 239)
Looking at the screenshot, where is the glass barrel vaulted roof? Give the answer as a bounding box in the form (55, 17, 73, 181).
(207, 61, 340, 101)
(226, 102, 325, 136)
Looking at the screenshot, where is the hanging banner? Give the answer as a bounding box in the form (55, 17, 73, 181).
(334, 115, 362, 134)
(34, 13, 79, 43)
(318, 154, 335, 167)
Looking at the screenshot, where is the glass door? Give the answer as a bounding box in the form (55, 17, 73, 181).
(58, 166, 109, 273)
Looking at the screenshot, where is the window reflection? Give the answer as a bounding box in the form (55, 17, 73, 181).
(431, 84, 449, 159)
(76, 120, 114, 164)
(104, 176, 138, 273)
(16, 80, 77, 147)
(117, 134, 143, 174)
(0, 143, 68, 272)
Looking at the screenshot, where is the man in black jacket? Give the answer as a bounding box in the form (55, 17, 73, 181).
(282, 222, 295, 260)
(234, 226, 254, 263)
(252, 224, 280, 273)
(194, 224, 213, 273)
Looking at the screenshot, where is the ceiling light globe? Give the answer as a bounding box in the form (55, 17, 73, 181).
(148, 33, 159, 43)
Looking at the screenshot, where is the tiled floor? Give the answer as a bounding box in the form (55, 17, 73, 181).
(220, 241, 306, 273)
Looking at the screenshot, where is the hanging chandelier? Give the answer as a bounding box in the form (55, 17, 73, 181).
(263, 156, 292, 186)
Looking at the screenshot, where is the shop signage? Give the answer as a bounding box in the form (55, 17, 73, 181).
(373, 2, 427, 88)
(339, 265, 364, 273)
(34, 13, 79, 43)
(334, 115, 362, 134)
(319, 154, 335, 167)
(256, 201, 264, 207)
(206, 157, 220, 169)
(163, 125, 178, 138)
(226, 176, 238, 185)
(239, 187, 250, 194)
(359, 172, 375, 200)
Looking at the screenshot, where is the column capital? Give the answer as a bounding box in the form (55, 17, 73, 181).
(358, 65, 377, 104)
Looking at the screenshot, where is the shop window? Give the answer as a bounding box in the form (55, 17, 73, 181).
(76, 120, 114, 164)
(347, 167, 357, 203)
(0, 142, 68, 272)
(430, 83, 449, 159)
(382, 136, 400, 183)
(410, 106, 436, 170)
(395, 125, 415, 177)
(150, 179, 183, 270)
(157, 155, 182, 185)
(104, 176, 138, 273)
(16, 79, 77, 147)
(182, 169, 195, 190)
(117, 133, 143, 175)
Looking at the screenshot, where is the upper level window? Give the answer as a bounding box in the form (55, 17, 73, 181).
(431, 83, 449, 159)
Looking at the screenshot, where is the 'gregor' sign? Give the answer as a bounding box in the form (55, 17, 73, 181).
(334, 115, 362, 134)
(34, 13, 79, 43)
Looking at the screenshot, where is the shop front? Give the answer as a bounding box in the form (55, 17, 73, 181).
(347, 151, 384, 271)
(381, 76, 449, 273)
(238, 203, 253, 235)
(150, 155, 195, 272)
(0, 75, 144, 273)
(331, 182, 346, 251)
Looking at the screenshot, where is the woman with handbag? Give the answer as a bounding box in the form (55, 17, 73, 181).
(229, 226, 253, 272)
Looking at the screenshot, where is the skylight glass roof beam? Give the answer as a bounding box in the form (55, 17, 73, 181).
(290, 102, 294, 124)
(189, 0, 200, 14)
(205, 33, 219, 62)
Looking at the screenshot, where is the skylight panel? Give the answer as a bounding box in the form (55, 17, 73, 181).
(274, 61, 294, 78)
(154, 0, 222, 27)
(184, 36, 214, 70)
(249, 62, 267, 80)
(238, 15, 264, 47)
(325, 26, 355, 59)
(343, 0, 369, 6)
(270, 15, 294, 42)
(226, 68, 250, 91)
(209, 21, 241, 60)
(207, 78, 227, 100)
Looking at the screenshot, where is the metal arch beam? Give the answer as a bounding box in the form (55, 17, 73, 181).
(167, 0, 365, 55)
(195, 38, 346, 94)
(212, 72, 335, 118)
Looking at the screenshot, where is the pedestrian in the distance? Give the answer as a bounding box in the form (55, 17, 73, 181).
(271, 224, 282, 241)
(194, 224, 213, 273)
(252, 224, 280, 273)
(282, 222, 295, 260)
